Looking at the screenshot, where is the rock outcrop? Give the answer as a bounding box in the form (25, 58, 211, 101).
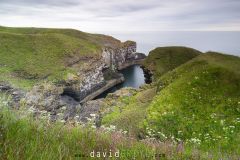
(62, 62, 106, 101)
(0, 82, 25, 109)
(102, 41, 146, 70)
(3, 40, 146, 123)
(24, 83, 81, 121)
(61, 40, 145, 102)
(76, 87, 139, 126)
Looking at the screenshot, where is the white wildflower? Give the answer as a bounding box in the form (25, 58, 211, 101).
(90, 114, 96, 117)
(220, 120, 224, 125)
(190, 138, 201, 145)
(229, 126, 235, 129)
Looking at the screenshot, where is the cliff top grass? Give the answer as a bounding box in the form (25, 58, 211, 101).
(0, 100, 157, 160)
(102, 51, 240, 157)
(1, 94, 227, 160)
(143, 46, 201, 79)
(147, 52, 240, 153)
(0, 26, 122, 89)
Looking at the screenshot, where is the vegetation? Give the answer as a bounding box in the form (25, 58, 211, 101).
(1, 25, 239, 159)
(102, 50, 240, 159)
(143, 46, 201, 79)
(144, 52, 240, 155)
(102, 87, 157, 138)
(0, 26, 121, 89)
(0, 98, 156, 160)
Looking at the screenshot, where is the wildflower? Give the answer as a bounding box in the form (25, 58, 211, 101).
(210, 113, 216, 118)
(236, 118, 240, 123)
(90, 114, 96, 117)
(2, 101, 8, 105)
(86, 117, 92, 121)
(109, 125, 116, 131)
(229, 126, 235, 129)
(194, 76, 199, 80)
(220, 120, 224, 125)
(158, 132, 167, 139)
(190, 138, 201, 145)
(61, 106, 67, 110)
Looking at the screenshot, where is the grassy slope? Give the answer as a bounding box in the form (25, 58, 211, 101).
(143, 46, 201, 79)
(102, 87, 157, 138)
(0, 26, 120, 89)
(102, 49, 240, 158)
(0, 106, 155, 160)
(145, 52, 240, 151)
(102, 47, 202, 135)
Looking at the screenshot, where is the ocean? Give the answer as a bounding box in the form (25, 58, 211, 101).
(102, 31, 240, 56)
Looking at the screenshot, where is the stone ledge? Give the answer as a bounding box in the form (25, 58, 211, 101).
(80, 74, 125, 103)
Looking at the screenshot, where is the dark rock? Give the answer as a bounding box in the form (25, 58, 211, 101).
(0, 83, 11, 91)
(141, 66, 153, 84)
(25, 83, 82, 121)
(78, 99, 103, 123)
(0, 82, 25, 108)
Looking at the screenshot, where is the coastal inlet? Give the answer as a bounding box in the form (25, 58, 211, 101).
(95, 64, 149, 99)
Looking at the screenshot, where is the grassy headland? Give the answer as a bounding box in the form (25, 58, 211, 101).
(0, 26, 239, 159)
(101, 48, 240, 159)
(0, 26, 121, 89)
(143, 46, 201, 79)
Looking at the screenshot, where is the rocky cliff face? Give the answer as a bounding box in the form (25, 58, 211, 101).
(102, 41, 145, 70)
(5, 40, 146, 122)
(62, 62, 106, 101)
(62, 40, 145, 102)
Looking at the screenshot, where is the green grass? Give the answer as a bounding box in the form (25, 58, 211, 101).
(1, 27, 240, 159)
(101, 50, 240, 159)
(0, 26, 121, 89)
(143, 46, 201, 80)
(1, 48, 240, 159)
(2, 99, 235, 160)
(144, 52, 240, 156)
(102, 88, 157, 138)
(0, 105, 157, 159)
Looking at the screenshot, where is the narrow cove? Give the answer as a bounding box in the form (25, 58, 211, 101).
(95, 64, 146, 99)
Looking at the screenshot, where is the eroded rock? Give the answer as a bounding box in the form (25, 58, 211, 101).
(24, 83, 81, 121)
(0, 82, 25, 108)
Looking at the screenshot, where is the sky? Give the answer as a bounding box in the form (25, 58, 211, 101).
(1, 0, 240, 32)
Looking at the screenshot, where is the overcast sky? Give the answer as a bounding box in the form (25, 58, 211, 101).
(0, 0, 240, 32)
